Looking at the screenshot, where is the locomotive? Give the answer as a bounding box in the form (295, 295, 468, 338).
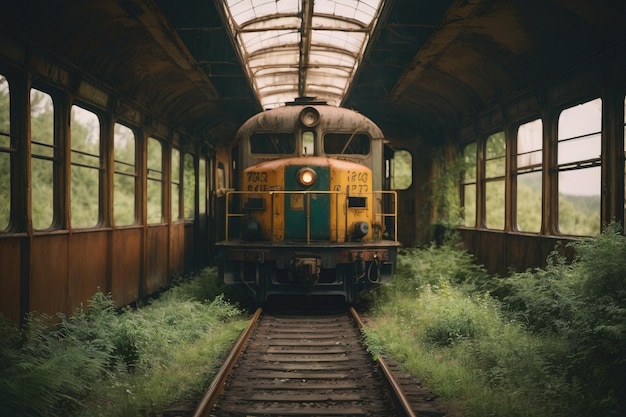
(216, 97, 400, 303)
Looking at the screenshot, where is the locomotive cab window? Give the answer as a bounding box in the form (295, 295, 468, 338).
(323, 132, 370, 155)
(250, 132, 295, 155)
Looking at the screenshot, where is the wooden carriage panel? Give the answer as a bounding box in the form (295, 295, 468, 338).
(111, 228, 142, 307)
(0, 239, 22, 323)
(30, 235, 69, 317)
(68, 231, 108, 312)
(146, 226, 168, 294)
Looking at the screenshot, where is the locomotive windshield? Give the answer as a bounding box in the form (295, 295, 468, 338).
(323, 132, 370, 155)
(250, 132, 295, 155)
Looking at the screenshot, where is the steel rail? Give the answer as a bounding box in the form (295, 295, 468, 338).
(192, 307, 263, 417)
(349, 306, 418, 417)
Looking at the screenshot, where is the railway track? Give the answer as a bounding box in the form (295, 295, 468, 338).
(179, 306, 444, 417)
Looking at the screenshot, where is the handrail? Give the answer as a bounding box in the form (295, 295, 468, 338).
(224, 190, 398, 242)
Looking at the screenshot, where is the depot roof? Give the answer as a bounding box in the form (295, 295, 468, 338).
(220, 0, 385, 109)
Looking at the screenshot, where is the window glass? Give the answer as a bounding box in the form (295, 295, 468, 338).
(70, 105, 100, 228)
(147, 137, 163, 224)
(484, 132, 505, 229)
(0, 76, 10, 230)
(250, 132, 295, 154)
(0, 74, 11, 230)
(557, 98, 601, 235)
(302, 131, 314, 156)
(31, 89, 55, 230)
(462, 143, 477, 227)
(171, 148, 181, 221)
(323, 132, 370, 155)
(183, 152, 195, 220)
(391, 150, 412, 190)
(113, 123, 136, 226)
(199, 157, 207, 215)
(516, 119, 542, 232)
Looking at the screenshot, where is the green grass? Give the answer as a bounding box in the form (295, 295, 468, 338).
(363, 226, 626, 417)
(0, 267, 249, 417)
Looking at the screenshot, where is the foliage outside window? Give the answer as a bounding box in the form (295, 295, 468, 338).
(113, 123, 136, 226)
(31, 89, 56, 230)
(147, 137, 163, 224)
(0, 76, 10, 230)
(70, 105, 100, 228)
(516, 119, 543, 232)
(183, 152, 195, 220)
(391, 150, 412, 190)
(461, 143, 477, 227)
(557, 98, 601, 235)
(171, 148, 181, 221)
(199, 157, 207, 215)
(484, 132, 505, 229)
(302, 131, 315, 156)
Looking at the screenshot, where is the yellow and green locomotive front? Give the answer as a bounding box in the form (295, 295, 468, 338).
(217, 102, 400, 303)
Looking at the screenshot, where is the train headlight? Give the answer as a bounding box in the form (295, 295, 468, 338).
(296, 167, 317, 187)
(299, 106, 320, 127)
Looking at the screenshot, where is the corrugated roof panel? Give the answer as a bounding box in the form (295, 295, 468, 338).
(221, 0, 385, 108)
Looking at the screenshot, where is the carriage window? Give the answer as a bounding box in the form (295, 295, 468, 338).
(147, 137, 163, 224)
(113, 123, 136, 226)
(184, 152, 195, 220)
(391, 150, 412, 190)
(250, 132, 295, 154)
(0, 76, 10, 230)
(516, 119, 542, 232)
(171, 147, 181, 221)
(557, 98, 601, 235)
(70, 105, 100, 228)
(461, 143, 477, 227)
(302, 131, 314, 156)
(484, 132, 506, 230)
(31, 89, 55, 230)
(199, 157, 207, 215)
(323, 133, 370, 155)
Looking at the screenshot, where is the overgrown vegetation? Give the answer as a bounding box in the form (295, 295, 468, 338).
(0, 268, 248, 417)
(364, 224, 626, 417)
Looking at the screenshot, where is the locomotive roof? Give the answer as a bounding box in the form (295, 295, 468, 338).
(236, 101, 384, 139)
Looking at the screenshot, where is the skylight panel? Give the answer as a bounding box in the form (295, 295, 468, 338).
(221, 0, 385, 109)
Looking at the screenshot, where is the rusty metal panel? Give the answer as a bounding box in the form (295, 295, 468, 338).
(30, 235, 69, 317)
(111, 228, 142, 307)
(146, 226, 168, 294)
(69, 232, 108, 312)
(0, 239, 21, 323)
